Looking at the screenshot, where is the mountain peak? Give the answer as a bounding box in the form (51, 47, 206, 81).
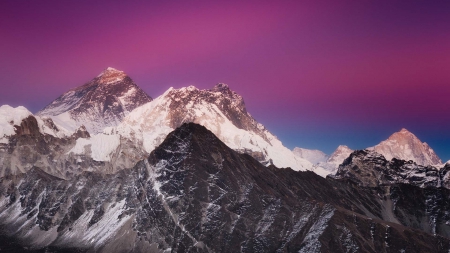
(388, 128, 421, 142)
(105, 66, 120, 72)
(372, 129, 442, 166)
(394, 128, 414, 137)
(400, 127, 409, 133)
(327, 145, 353, 165)
(38, 68, 152, 134)
(336, 145, 351, 150)
(97, 67, 127, 85)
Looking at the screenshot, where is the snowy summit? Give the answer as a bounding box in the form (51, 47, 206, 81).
(370, 128, 442, 166)
(37, 68, 152, 134)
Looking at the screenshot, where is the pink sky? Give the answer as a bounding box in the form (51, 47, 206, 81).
(1, 0, 449, 160)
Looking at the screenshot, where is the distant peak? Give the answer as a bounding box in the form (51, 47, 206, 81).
(337, 145, 351, 150)
(97, 67, 124, 76)
(390, 128, 416, 139)
(399, 128, 410, 133)
(106, 67, 120, 72)
(97, 67, 127, 84)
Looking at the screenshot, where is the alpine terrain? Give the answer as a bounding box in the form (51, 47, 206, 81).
(0, 68, 449, 252)
(305, 145, 354, 177)
(38, 67, 153, 134)
(370, 128, 442, 167)
(1, 123, 450, 252)
(111, 83, 313, 171)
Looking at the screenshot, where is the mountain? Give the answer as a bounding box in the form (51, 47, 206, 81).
(292, 147, 328, 164)
(112, 84, 313, 171)
(0, 104, 146, 179)
(309, 145, 354, 177)
(327, 145, 354, 166)
(1, 105, 69, 143)
(1, 123, 450, 252)
(37, 67, 152, 134)
(2, 81, 313, 179)
(334, 149, 450, 189)
(370, 128, 442, 166)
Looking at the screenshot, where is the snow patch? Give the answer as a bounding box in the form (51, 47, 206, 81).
(68, 134, 120, 161)
(0, 105, 32, 137)
(298, 206, 335, 253)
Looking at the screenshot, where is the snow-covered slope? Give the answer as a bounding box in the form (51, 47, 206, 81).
(0, 105, 145, 178)
(369, 128, 442, 167)
(0, 105, 33, 142)
(0, 105, 69, 143)
(113, 84, 313, 171)
(292, 147, 328, 164)
(310, 145, 354, 177)
(327, 145, 354, 166)
(37, 67, 152, 134)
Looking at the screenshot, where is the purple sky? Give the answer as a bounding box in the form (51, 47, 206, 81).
(1, 0, 450, 161)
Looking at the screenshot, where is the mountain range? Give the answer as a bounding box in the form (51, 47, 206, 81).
(0, 67, 448, 252)
(294, 128, 444, 177)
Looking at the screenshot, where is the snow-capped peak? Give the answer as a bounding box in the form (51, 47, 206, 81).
(98, 67, 123, 75)
(116, 84, 313, 171)
(371, 128, 442, 166)
(106, 66, 120, 72)
(38, 68, 152, 134)
(97, 67, 127, 85)
(0, 105, 71, 143)
(0, 105, 33, 138)
(327, 145, 353, 165)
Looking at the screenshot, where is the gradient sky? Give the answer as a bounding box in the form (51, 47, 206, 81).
(1, 0, 450, 161)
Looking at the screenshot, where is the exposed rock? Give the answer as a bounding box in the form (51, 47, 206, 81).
(38, 67, 152, 134)
(334, 149, 450, 189)
(0, 123, 449, 252)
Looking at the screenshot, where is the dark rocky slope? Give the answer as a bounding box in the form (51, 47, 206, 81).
(0, 123, 449, 252)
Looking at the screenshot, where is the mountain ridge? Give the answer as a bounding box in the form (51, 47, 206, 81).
(1, 123, 449, 252)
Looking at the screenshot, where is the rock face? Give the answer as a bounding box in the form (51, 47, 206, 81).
(115, 84, 313, 171)
(335, 149, 450, 189)
(370, 128, 442, 166)
(1, 123, 450, 252)
(37, 67, 152, 134)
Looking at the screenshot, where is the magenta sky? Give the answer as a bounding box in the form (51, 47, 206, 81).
(1, 0, 450, 160)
